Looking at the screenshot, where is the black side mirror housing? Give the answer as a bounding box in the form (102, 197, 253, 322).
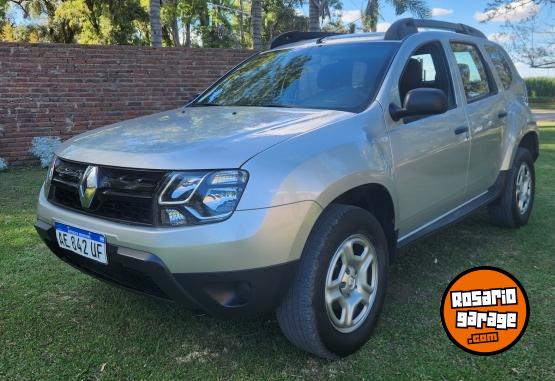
(389, 88, 448, 122)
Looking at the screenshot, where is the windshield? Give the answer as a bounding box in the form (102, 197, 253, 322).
(193, 42, 399, 113)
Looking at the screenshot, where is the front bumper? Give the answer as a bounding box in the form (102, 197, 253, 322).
(36, 220, 299, 317)
(37, 188, 321, 273)
(35, 189, 322, 317)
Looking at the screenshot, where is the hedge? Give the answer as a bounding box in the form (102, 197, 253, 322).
(526, 77, 555, 98)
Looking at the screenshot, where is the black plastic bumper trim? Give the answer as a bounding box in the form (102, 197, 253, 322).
(35, 222, 298, 318)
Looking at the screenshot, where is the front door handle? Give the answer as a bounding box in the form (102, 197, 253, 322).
(498, 111, 508, 119)
(455, 126, 469, 135)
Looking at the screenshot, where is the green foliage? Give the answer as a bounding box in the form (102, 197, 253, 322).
(363, 0, 430, 32)
(1, 0, 148, 44)
(0, 0, 319, 48)
(0, 0, 429, 48)
(390, 0, 430, 18)
(0, 0, 7, 19)
(526, 77, 555, 98)
(263, 0, 308, 44)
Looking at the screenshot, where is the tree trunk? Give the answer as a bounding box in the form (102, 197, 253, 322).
(364, 0, 379, 32)
(170, 0, 179, 46)
(171, 18, 179, 46)
(309, 0, 320, 32)
(185, 21, 191, 47)
(150, 0, 162, 47)
(239, 0, 244, 48)
(251, 0, 262, 50)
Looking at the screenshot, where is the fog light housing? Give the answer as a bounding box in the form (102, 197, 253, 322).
(161, 208, 187, 226)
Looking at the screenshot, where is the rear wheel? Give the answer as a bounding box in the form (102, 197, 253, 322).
(276, 204, 388, 359)
(488, 147, 535, 227)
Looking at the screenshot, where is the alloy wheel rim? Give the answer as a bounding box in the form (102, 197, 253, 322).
(324, 234, 378, 333)
(515, 162, 532, 215)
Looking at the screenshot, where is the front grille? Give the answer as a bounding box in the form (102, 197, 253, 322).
(48, 159, 167, 226)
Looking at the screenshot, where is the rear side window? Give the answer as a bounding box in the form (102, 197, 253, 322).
(450, 42, 495, 102)
(485, 45, 513, 90)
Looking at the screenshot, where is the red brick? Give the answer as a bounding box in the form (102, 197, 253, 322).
(0, 42, 255, 166)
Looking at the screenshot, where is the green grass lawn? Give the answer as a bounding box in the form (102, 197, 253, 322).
(1, 125, 554, 380)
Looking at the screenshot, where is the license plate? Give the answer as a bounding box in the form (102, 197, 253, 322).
(54, 222, 107, 264)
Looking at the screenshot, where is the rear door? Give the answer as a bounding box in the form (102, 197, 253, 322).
(449, 42, 505, 197)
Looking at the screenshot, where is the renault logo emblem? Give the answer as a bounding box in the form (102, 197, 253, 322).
(79, 166, 99, 209)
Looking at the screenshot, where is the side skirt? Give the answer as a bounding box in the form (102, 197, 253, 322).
(396, 171, 508, 249)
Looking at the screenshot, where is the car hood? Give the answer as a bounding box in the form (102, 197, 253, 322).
(56, 106, 351, 170)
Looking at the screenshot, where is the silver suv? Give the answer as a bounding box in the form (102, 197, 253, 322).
(36, 19, 539, 358)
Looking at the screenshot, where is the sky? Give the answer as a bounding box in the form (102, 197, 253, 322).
(301, 0, 554, 78)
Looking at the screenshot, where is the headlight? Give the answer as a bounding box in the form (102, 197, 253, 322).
(158, 169, 248, 226)
(44, 156, 57, 197)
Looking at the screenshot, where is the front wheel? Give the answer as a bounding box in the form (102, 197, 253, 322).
(488, 147, 535, 228)
(276, 204, 389, 359)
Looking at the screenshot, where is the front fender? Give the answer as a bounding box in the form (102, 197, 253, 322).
(237, 105, 398, 222)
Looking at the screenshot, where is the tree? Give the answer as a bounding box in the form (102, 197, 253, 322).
(0, 0, 338, 47)
(0, 0, 8, 38)
(238, 0, 244, 46)
(150, 0, 161, 46)
(483, 0, 554, 21)
(251, 0, 261, 49)
(105, 0, 149, 44)
(1, 0, 148, 44)
(0, 0, 7, 19)
(263, 0, 308, 43)
(308, 0, 319, 31)
(6, 0, 81, 42)
(176, 0, 208, 47)
(55, 0, 148, 45)
(481, 1, 554, 69)
(498, 14, 554, 68)
(161, 0, 179, 46)
(363, 0, 378, 32)
(308, 0, 342, 31)
(363, 0, 430, 32)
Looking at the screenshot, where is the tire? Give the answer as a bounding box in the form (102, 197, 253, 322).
(488, 147, 535, 228)
(276, 204, 389, 359)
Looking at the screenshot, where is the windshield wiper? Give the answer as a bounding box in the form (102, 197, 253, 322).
(190, 102, 222, 107)
(257, 103, 294, 108)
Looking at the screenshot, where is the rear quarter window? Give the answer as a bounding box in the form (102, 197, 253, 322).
(450, 42, 497, 102)
(485, 45, 514, 90)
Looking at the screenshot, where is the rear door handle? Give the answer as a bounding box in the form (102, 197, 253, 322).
(498, 111, 508, 119)
(455, 126, 469, 135)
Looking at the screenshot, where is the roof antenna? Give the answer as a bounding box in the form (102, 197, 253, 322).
(316, 36, 327, 44)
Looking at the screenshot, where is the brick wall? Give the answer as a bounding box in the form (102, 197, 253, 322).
(0, 43, 254, 166)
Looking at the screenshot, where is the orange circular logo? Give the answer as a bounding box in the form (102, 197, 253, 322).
(440, 267, 529, 355)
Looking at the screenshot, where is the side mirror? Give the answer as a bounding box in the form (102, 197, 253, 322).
(389, 88, 448, 122)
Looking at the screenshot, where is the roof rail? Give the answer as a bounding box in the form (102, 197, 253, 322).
(270, 31, 343, 49)
(384, 18, 487, 40)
